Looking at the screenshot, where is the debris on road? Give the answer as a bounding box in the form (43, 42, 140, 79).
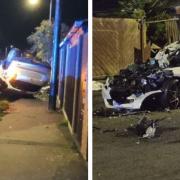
(164, 108, 171, 113)
(34, 86, 50, 101)
(93, 107, 150, 117)
(93, 81, 104, 91)
(127, 115, 167, 138)
(93, 126, 122, 134)
(94, 115, 168, 139)
(135, 115, 158, 138)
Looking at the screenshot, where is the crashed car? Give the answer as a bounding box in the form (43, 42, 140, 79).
(0, 48, 51, 93)
(102, 41, 180, 110)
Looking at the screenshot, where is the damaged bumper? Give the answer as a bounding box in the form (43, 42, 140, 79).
(102, 85, 162, 110)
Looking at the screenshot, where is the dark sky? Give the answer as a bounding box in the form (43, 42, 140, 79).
(0, 0, 87, 50)
(93, 0, 119, 13)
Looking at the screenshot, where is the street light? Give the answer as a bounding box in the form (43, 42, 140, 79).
(28, 0, 40, 6)
(49, 0, 53, 21)
(27, 0, 52, 21)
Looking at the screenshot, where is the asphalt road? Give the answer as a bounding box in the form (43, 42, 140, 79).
(93, 91, 180, 180)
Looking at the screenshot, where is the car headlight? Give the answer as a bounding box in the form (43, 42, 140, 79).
(6, 68, 18, 80)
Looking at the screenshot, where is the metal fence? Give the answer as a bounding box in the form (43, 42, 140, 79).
(58, 20, 88, 160)
(146, 18, 180, 44)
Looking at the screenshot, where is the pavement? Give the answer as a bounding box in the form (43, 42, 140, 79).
(0, 97, 87, 180)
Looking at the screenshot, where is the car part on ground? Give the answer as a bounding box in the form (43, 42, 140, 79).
(93, 115, 166, 139)
(34, 86, 50, 101)
(93, 81, 104, 91)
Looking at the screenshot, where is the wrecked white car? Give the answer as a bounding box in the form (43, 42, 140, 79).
(0, 48, 51, 93)
(102, 42, 180, 110)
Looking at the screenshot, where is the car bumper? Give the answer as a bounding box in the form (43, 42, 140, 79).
(102, 85, 162, 110)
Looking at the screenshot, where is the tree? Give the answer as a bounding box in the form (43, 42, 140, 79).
(27, 20, 69, 64)
(94, 0, 176, 20)
(27, 20, 53, 63)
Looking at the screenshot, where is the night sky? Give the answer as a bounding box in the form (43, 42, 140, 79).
(93, 0, 119, 14)
(0, 0, 88, 50)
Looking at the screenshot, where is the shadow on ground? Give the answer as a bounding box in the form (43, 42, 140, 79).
(0, 89, 34, 102)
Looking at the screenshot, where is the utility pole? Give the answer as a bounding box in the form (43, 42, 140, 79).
(49, 0, 61, 110)
(49, 0, 53, 22)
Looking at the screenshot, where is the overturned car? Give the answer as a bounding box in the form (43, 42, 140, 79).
(0, 48, 51, 93)
(102, 41, 180, 110)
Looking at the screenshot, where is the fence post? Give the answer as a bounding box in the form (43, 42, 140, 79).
(59, 45, 67, 109)
(140, 18, 145, 63)
(72, 34, 84, 132)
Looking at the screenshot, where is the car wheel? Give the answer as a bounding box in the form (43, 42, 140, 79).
(0, 78, 7, 90)
(160, 79, 180, 109)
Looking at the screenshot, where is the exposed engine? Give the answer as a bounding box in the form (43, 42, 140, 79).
(108, 62, 173, 104)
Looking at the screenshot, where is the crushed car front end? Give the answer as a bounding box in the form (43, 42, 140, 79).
(102, 61, 178, 110)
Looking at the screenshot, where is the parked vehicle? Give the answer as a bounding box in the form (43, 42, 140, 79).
(0, 48, 51, 93)
(102, 41, 180, 110)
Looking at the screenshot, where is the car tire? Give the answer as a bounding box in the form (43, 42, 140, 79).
(160, 79, 180, 109)
(0, 78, 7, 90)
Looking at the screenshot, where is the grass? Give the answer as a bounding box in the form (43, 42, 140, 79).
(59, 120, 68, 127)
(0, 100, 9, 121)
(0, 100, 9, 112)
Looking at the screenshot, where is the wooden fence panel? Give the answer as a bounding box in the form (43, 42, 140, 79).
(93, 18, 146, 77)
